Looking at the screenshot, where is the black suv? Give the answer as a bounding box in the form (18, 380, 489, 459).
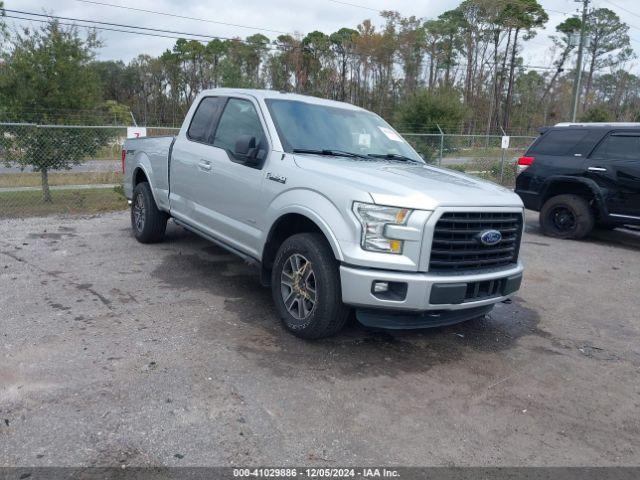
(515, 123, 640, 239)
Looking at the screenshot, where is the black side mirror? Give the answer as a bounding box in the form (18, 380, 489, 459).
(235, 135, 256, 157)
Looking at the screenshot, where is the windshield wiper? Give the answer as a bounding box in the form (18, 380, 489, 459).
(292, 148, 367, 159)
(367, 153, 422, 163)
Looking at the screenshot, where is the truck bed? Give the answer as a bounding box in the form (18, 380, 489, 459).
(123, 136, 175, 211)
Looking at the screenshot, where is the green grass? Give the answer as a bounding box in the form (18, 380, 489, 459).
(0, 171, 123, 188)
(0, 187, 128, 218)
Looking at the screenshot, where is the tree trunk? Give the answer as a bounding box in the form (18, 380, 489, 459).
(582, 49, 597, 111)
(41, 168, 52, 203)
(542, 47, 571, 102)
(503, 28, 520, 131)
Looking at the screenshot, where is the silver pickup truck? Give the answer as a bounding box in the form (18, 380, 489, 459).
(123, 88, 524, 339)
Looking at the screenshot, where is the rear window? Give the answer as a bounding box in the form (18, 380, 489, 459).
(187, 97, 222, 143)
(529, 129, 590, 156)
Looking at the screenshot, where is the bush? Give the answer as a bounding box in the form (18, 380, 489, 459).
(394, 88, 467, 134)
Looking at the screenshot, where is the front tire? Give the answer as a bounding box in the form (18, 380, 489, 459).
(540, 194, 594, 239)
(271, 233, 349, 339)
(131, 182, 168, 243)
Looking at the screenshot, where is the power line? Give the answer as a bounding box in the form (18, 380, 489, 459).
(325, 0, 381, 13)
(73, 0, 290, 35)
(5, 12, 287, 53)
(603, 0, 640, 20)
(5, 9, 259, 44)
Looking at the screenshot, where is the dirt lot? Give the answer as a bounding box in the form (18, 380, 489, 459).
(1, 211, 639, 467)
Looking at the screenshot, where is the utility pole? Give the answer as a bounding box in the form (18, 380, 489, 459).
(570, 0, 589, 122)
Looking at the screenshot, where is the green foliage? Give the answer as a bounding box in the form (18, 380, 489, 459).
(580, 105, 613, 122)
(0, 21, 113, 202)
(394, 88, 467, 133)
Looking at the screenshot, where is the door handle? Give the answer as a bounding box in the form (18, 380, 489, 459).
(587, 166, 607, 172)
(198, 160, 212, 171)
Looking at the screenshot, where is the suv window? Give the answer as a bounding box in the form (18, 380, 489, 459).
(187, 97, 223, 143)
(213, 98, 266, 153)
(530, 129, 590, 156)
(591, 134, 640, 161)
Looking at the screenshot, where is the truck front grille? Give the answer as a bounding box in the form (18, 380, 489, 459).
(429, 211, 523, 272)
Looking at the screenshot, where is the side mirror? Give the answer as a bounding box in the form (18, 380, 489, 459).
(235, 134, 256, 157)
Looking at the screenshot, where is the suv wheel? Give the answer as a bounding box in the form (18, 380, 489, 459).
(271, 233, 349, 339)
(540, 194, 594, 239)
(131, 182, 168, 243)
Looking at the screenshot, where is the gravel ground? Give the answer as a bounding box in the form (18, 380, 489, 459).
(1, 211, 639, 467)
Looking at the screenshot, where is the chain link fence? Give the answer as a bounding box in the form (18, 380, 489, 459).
(402, 133, 537, 185)
(0, 123, 179, 218)
(0, 122, 536, 219)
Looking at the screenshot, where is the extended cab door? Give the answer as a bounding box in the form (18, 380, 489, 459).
(170, 96, 225, 221)
(585, 131, 640, 218)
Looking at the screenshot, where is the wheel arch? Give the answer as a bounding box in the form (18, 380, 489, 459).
(540, 176, 607, 218)
(260, 207, 346, 286)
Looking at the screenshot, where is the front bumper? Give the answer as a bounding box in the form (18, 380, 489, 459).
(339, 262, 523, 312)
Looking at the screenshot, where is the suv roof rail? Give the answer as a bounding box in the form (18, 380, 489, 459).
(554, 122, 640, 127)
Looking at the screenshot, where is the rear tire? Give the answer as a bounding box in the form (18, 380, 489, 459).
(131, 182, 168, 243)
(540, 194, 594, 239)
(271, 233, 349, 339)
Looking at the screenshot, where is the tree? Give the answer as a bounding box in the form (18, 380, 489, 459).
(542, 17, 581, 102)
(580, 105, 613, 122)
(394, 88, 467, 133)
(501, 0, 548, 129)
(0, 20, 111, 202)
(582, 8, 633, 111)
(330, 28, 359, 100)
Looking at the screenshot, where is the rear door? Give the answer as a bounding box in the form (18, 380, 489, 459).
(170, 96, 225, 220)
(585, 131, 640, 218)
(525, 128, 595, 192)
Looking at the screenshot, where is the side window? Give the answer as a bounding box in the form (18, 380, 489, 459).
(530, 129, 590, 156)
(187, 97, 222, 143)
(213, 98, 266, 154)
(591, 134, 640, 161)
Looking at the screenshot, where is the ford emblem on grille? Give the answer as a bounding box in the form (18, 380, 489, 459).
(478, 229, 502, 246)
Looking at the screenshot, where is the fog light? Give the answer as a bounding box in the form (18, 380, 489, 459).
(373, 281, 389, 293)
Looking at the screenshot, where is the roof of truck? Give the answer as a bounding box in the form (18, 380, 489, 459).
(197, 88, 366, 111)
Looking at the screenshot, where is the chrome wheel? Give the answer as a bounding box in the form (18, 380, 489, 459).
(280, 253, 316, 321)
(133, 193, 146, 232)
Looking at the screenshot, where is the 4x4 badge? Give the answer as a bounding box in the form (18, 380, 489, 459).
(266, 172, 286, 184)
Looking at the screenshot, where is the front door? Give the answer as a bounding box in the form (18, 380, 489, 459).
(585, 131, 640, 219)
(194, 97, 270, 258)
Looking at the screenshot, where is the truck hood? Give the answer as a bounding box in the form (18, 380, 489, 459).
(293, 155, 523, 210)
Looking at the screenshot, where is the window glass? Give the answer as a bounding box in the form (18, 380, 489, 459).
(265, 99, 422, 161)
(187, 97, 221, 143)
(591, 135, 640, 161)
(213, 98, 266, 152)
(530, 129, 590, 156)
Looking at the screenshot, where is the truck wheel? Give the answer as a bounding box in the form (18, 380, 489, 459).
(131, 182, 168, 243)
(540, 194, 594, 239)
(271, 233, 349, 339)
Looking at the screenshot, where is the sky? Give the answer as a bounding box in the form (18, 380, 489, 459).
(4, 0, 640, 72)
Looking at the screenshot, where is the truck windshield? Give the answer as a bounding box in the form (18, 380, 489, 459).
(265, 99, 423, 163)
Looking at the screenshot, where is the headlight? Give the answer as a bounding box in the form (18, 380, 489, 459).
(352, 202, 412, 254)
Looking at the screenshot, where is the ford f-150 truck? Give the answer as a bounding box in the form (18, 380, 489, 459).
(123, 89, 524, 339)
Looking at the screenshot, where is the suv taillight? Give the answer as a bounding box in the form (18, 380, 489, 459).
(121, 149, 126, 174)
(517, 156, 534, 174)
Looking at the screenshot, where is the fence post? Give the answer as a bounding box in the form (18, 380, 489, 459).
(499, 126, 507, 184)
(436, 123, 444, 167)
